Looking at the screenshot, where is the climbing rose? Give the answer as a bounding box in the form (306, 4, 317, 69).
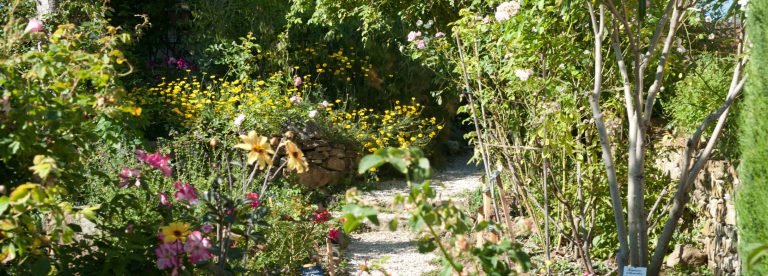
(407, 31, 421, 42)
(174, 182, 199, 205)
(184, 231, 213, 264)
(416, 40, 426, 49)
(24, 18, 44, 33)
(515, 69, 533, 81)
(328, 228, 341, 241)
(495, 1, 521, 22)
(158, 192, 171, 206)
(313, 210, 331, 223)
(155, 242, 181, 269)
(294, 76, 302, 87)
(136, 149, 172, 177)
(246, 192, 261, 208)
(435, 32, 445, 38)
(118, 167, 141, 188)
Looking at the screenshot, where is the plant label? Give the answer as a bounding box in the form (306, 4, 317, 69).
(622, 266, 647, 276)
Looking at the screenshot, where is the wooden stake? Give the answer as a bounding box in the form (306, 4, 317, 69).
(326, 237, 335, 276)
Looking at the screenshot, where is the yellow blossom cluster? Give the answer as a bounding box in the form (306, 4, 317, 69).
(296, 47, 373, 83)
(324, 99, 441, 152)
(140, 73, 302, 125)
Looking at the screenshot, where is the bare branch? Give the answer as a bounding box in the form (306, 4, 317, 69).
(642, 3, 685, 128)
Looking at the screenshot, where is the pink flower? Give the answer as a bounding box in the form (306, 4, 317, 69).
(174, 182, 198, 205)
(328, 228, 341, 241)
(201, 224, 213, 233)
(407, 31, 421, 42)
(313, 210, 331, 223)
(290, 96, 303, 104)
(176, 58, 191, 70)
(184, 231, 213, 264)
(294, 76, 302, 87)
(158, 192, 171, 206)
(24, 18, 44, 33)
(136, 149, 172, 177)
(435, 32, 445, 38)
(155, 242, 181, 269)
(126, 224, 135, 233)
(246, 192, 260, 208)
(118, 167, 141, 188)
(416, 40, 426, 49)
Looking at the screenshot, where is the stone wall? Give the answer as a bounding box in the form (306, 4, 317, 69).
(655, 135, 739, 275)
(287, 121, 359, 189)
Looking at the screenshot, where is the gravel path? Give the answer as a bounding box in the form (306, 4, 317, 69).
(345, 152, 483, 276)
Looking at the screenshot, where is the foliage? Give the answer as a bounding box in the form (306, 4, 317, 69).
(664, 53, 739, 158)
(0, 5, 140, 187)
(737, 0, 768, 273)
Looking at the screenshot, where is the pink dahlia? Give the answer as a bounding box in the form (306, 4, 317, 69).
(184, 231, 213, 264)
(174, 182, 199, 205)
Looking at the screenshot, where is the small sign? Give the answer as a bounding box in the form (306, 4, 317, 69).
(623, 266, 647, 276)
(301, 263, 324, 276)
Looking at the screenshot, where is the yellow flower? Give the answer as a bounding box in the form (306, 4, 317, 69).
(284, 140, 309, 173)
(234, 131, 274, 169)
(160, 222, 190, 243)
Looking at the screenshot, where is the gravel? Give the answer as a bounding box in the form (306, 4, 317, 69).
(345, 151, 483, 275)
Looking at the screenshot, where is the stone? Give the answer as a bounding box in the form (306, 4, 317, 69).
(305, 150, 329, 160)
(302, 139, 329, 150)
(297, 165, 341, 189)
(325, 157, 346, 171)
(667, 244, 708, 268)
(329, 148, 345, 158)
(316, 146, 331, 152)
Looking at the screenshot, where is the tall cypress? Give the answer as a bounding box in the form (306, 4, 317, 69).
(737, 0, 768, 274)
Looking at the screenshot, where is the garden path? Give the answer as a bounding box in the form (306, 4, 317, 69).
(345, 151, 483, 275)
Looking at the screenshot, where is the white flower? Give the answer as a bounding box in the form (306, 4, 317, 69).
(583, 49, 591, 55)
(515, 69, 533, 81)
(424, 20, 434, 28)
(504, 53, 514, 59)
(558, 63, 565, 69)
(708, 33, 715, 40)
(495, 1, 521, 22)
(233, 114, 246, 127)
(308, 110, 318, 118)
(416, 20, 423, 27)
(407, 31, 422, 42)
(738, 0, 748, 11)
(705, 16, 712, 23)
(321, 101, 329, 108)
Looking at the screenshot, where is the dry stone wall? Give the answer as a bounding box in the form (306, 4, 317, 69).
(655, 135, 739, 275)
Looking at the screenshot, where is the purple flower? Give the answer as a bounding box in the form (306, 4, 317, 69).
(201, 224, 213, 233)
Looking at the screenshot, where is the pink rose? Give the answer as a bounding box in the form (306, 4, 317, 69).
(294, 76, 302, 87)
(416, 39, 426, 49)
(435, 32, 445, 38)
(24, 18, 44, 33)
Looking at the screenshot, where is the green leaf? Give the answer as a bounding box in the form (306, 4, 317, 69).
(9, 183, 37, 204)
(388, 217, 399, 231)
(0, 196, 9, 215)
(417, 236, 437, 253)
(358, 154, 385, 174)
(31, 257, 51, 276)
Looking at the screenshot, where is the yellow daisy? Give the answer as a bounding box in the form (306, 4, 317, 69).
(283, 140, 309, 173)
(160, 222, 190, 243)
(234, 131, 274, 169)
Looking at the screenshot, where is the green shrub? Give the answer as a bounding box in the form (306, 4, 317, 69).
(737, 0, 768, 273)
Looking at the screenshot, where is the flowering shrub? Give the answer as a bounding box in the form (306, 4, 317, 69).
(322, 99, 441, 153)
